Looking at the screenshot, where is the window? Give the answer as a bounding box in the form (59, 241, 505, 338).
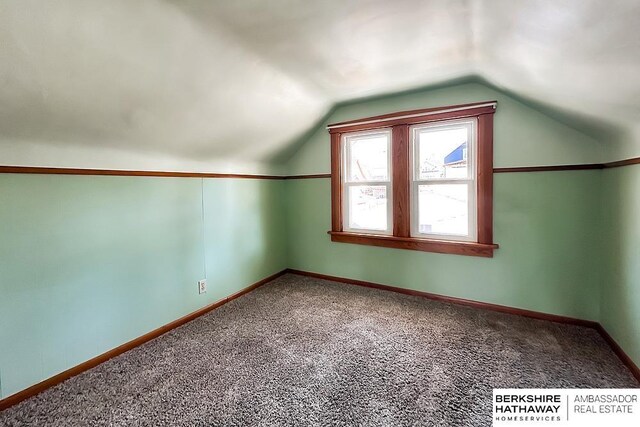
(328, 101, 498, 257)
(342, 130, 392, 234)
(411, 120, 476, 241)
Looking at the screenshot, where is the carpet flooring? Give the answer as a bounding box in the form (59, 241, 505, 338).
(1, 273, 637, 426)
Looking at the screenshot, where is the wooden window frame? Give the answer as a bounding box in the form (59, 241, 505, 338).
(327, 101, 499, 258)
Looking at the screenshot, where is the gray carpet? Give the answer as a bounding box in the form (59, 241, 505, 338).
(1, 274, 637, 426)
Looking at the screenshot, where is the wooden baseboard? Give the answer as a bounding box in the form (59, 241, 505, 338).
(286, 269, 640, 382)
(0, 270, 287, 411)
(2, 268, 637, 412)
(594, 324, 640, 383)
(286, 269, 597, 326)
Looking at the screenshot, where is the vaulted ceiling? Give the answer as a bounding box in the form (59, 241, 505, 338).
(1, 0, 639, 172)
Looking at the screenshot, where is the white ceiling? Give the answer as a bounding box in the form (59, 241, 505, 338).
(1, 0, 639, 172)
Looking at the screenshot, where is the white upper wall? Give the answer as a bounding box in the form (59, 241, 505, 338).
(1, 0, 639, 173)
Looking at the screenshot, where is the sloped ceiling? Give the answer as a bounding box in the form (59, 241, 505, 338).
(1, 0, 639, 172)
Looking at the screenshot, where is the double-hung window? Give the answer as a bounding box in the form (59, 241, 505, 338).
(410, 120, 476, 242)
(328, 101, 498, 257)
(342, 130, 393, 235)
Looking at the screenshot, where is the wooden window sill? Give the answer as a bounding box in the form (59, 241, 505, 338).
(328, 231, 498, 258)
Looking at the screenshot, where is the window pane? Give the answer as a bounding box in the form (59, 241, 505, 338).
(347, 134, 389, 182)
(417, 184, 468, 236)
(348, 186, 388, 231)
(417, 126, 469, 180)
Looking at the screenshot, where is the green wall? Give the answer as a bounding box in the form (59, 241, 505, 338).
(285, 81, 604, 320)
(1, 81, 638, 400)
(285, 174, 602, 320)
(287, 82, 605, 175)
(284, 80, 639, 368)
(601, 165, 640, 367)
(0, 175, 286, 398)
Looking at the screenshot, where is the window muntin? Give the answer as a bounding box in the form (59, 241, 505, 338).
(410, 120, 477, 241)
(342, 130, 392, 234)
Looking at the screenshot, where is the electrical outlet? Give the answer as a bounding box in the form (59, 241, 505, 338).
(198, 279, 207, 294)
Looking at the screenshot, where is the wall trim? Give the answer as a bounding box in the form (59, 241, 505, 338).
(286, 269, 640, 383)
(0, 166, 284, 180)
(284, 174, 332, 179)
(0, 269, 287, 412)
(1, 156, 639, 181)
(603, 157, 640, 168)
(494, 157, 640, 173)
(494, 164, 603, 173)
